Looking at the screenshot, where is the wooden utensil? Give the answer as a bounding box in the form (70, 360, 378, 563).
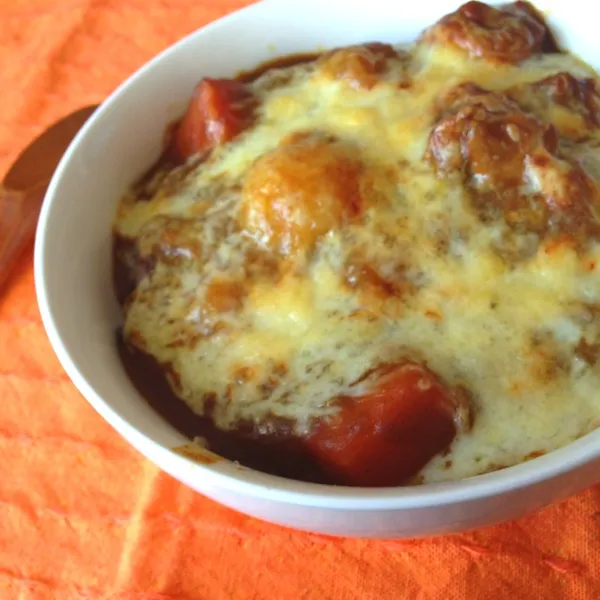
(0, 105, 98, 292)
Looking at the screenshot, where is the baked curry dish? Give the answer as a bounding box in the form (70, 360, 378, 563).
(113, 1, 600, 487)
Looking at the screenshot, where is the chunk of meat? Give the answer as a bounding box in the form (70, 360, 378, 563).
(525, 150, 600, 237)
(427, 84, 555, 183)
(426, 83, 600, 240)
(305, 361, 472, 486)
(240, 132, 365, 255)
(317, 43, 403, 90)
(510, 73, 600, 140)
(535, 73, 600, 126)
(423, 1, 551, 64)
(173, 78, 257, 161)
(426, 84, 553, 227)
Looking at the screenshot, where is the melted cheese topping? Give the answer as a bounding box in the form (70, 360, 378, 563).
(115, 35, 600, 483)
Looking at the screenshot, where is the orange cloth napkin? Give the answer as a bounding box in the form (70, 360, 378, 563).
(1, 1, 600, 598)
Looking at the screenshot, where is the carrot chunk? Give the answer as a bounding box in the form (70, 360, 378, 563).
(306, 362, 469, 486)
(174, 78, 256, 160)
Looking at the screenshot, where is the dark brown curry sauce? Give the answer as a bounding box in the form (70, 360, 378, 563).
(116, 327, 332, 482)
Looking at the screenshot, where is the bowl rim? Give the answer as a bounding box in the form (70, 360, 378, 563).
(34, 0, 600, 510)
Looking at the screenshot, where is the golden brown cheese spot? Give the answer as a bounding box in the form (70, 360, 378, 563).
(193, 278, 247, 338)
(240, 133, 365, 255)
(317, 43, 403, 90)
(566, 303, 600, 365)
(204, 279, 245, 313)
(137, 215, 204, 266)
(423, 1, 550, 64)
(242, 245, 282, 281)
(510, 73, 600, 140)
(344, 259, 413, 318)
(527, 332, 566, 384)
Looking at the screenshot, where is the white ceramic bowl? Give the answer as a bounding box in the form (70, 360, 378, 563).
(35, 0, 600, 538)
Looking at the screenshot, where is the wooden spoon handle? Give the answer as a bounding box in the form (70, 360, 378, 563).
(0, 180, 47, 292)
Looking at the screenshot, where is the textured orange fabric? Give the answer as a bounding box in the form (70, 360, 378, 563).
(1, 1, 600, 598)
